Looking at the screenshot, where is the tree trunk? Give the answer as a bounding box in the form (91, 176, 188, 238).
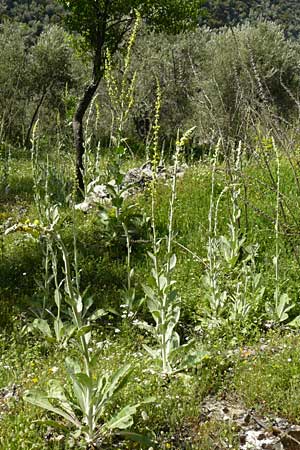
(25, 90, 47, 149)
(73, 80, 101, 194)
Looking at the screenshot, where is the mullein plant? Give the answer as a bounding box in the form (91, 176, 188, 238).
(5, 209, 153, 448)
(201, 142, 264, 328)
(138, 126, 207, 376)
(223, 144, 265, 323)
(92, 13, 145, 259)
(203, 140, 228, 324)
(82, 93, 102, 199)
(28, 122, 71, 321)
(30, 121, 55, 319)
(265, 138, 295, 325)
(103, 12, 141, 220)
(120, 221, 144, 320)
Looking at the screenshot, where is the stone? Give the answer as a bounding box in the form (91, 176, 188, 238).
(281, 428, 300, 449)
(75, 161, 187, 211)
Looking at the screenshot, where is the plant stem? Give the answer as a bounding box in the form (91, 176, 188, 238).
(274, 137, 280, 307)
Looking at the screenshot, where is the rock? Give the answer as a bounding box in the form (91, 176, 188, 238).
(75, 182, 112, 211)
(75, 161, 188, 212)
(75, 201, 92, 212)
(93, 184, 110, 199)
(281, 428, 300, 449)
(199, 395, 300, 450)
(240, 429, 282, 450)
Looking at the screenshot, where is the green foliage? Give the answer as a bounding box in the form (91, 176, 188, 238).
(190, 21, 300, 147)
(5, 212, 152, 447)
(233, 333, 300, 421)
(92, 20, 300, 149)
(4, 137, 300, 447)
(201, 0, 259, 28)
(59, 0, 203, 53)
(201, 0, 300, 40)
(5, 13, 300, 442)
(0, 22, 82, 146)
(0, 22, 27, 144)
(0, 0, 64, 40)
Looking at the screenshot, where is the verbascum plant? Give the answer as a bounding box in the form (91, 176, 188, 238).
(5, 211, 153, 448)
(201, 142, 265, 329)
(105, 11, 140, 147)
(265, 138, 295, 324)
(138, 127, 207, 376)
(101, 12, 141, 222)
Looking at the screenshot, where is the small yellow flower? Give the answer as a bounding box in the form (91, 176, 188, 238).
(32, 377, 39, 384)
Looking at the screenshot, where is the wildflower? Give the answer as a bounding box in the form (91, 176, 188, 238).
(141, 411, 148, 421)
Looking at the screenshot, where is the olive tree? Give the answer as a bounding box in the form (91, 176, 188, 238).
(25, 25, 80, 147)
(0, 22, 81, 147)
(57, 0, 203, 191)
(0, 22, 27, 144)
(190, 21, 300, 148)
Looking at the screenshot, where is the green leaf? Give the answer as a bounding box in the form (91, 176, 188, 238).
(89, 348, 103, 368)
(289, 315, 300, 327)
(83, 296, 94, 317)
(158, 275, 167, 291)
(76, 295, 83, 313)
(68, 372, 90, 414)
(167, 330, 180, 352)
(105, 184, 117, 197)
(54, 288, 62, 308)
(53, 318, 64, 341)
(74, 373, 93, 390)
(143, 344, 160, 360)
(135, 320, 154, 334)
(47, 379, 78, 416)
(147, 251, 157, 264)
(24, 390, 80, 427)
(151, 309, 162, 325)
(89, 308, 108, 321)
(116, 431, 155, 447)
(142, 284, 155, 300)
(65, 357, 81, 374)
(112, 197, 123, 208)
(106, 307, 119, 316)
(77, 324, 92, 337)
(32, 318, 53, 339)
(104, 404, 138, 431)
(176, 349, 210, 373)
(33, 419, 70, 432)
(276, 293, 294, 322)
(95, 365, 132, 418)
(169, 254, 177, 271)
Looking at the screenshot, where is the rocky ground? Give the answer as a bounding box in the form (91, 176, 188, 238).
(200, 396, 300, 450)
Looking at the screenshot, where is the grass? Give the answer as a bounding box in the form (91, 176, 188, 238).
(232, 331, 300, 422)
(1, 145, 300, 448)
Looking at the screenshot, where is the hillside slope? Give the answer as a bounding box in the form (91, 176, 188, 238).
(201, 0, 300, 39)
